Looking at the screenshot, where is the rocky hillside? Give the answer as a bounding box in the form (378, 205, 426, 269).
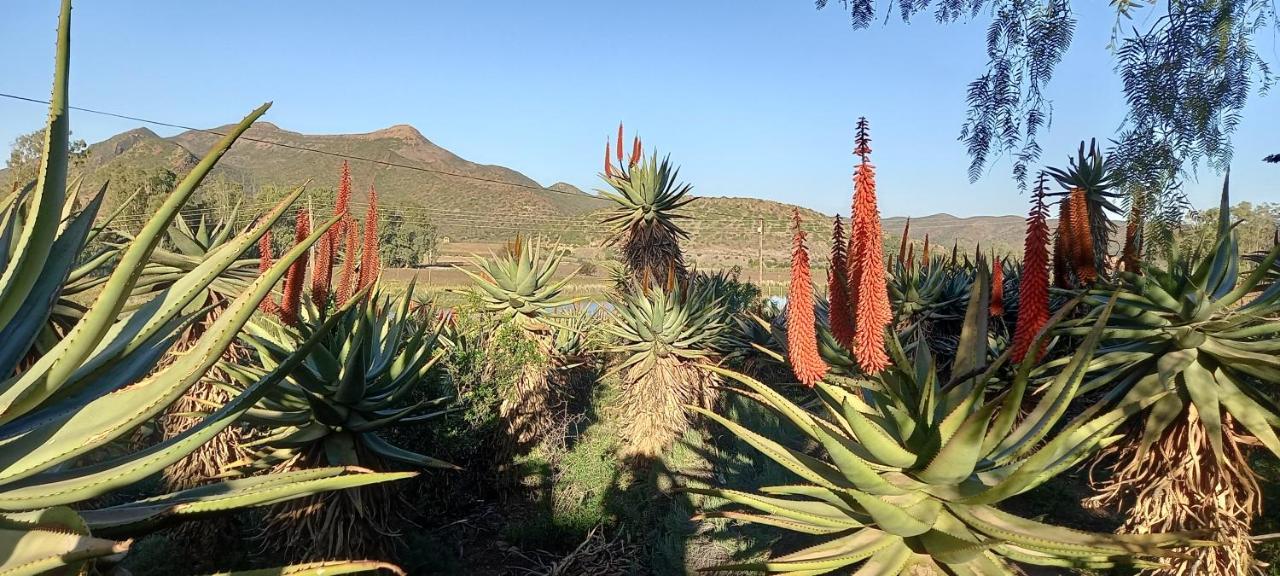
(6, 122, 1027, 258)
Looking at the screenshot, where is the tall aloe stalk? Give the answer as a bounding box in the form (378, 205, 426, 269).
(597, 124, 692, 289)
(458, 235, 584, 447)
(848, 117, 890, 374)
(1010, 175, 1052, 363)
(786, 210, 827, 386)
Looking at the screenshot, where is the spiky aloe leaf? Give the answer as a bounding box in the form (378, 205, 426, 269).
(201, 561, 405, 576)
(80, 467, 415, 535)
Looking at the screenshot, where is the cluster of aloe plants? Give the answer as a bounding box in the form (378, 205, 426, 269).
(13, 3, 1280, 572)
(681, 128, 1280, 576)
(0, 2, 409, 573)
(692, 279, 1203, 573)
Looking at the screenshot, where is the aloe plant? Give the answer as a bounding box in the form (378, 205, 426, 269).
(688, 265, 1204, 574)
(1056, 174, 1280, 574)
(606, 275, 729, 458)
(227, 283, 453, 474)
(0, 2, 408, 573)
(224, 281, 453, 559)
(598, 125, 694, 289)
(457, 235, 587, 446)
(455, 234, 582, 323)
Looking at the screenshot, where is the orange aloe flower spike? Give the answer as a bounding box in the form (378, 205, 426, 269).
(787, 209, 827, 386)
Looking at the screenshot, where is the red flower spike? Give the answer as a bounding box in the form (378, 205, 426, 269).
(631, 135, 642, 167)
(312, 226, 333, 308)
(280, 209, 311, 325)
(1011, 179, 1052, 363)
(257, 230, 279, 314)
(828, 216, 856, 350)
(604, 140, 613, 179)
(616, 123, 624, 164)
(1066, 188, 1096, 284)
(357, 185, 381, 292)
(849, 125, 890, 374)
(897, 217, 911, 268)
(906, 243, 915, 270)
(337, 217, 360, 305)
(337, 161, 352, 223)
(258, 230, 274, 275)
(922, 234, 931, 263)
(787, 210, 828, 386)
(846, 190, 863, 315)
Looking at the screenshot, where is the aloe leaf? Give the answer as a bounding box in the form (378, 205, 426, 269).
(689, 405, 851, 490)
(951, 259, 990, 382)
(1216, 369, 1280, 457)
(955, 504, 1200, 556)
(200, 561, 406, 576)
(0, 527, 127, 576)
(359, 432, 459, 470)
(844, 490, 934, 537)
(81, 467, 414, 535)
(0, 186, 104, 372)
(0, 233, 351, 507)
(1181, 359, 1225, 462)
(850, 538, 913, 575)
(0, 0, 71, 331)
(686, 487, 864, 529)
(917, 397, 1000, 485)
(716, 529, 896, 572)
(0, 104, 273, 419)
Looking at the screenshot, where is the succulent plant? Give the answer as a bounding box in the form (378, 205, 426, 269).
(459, 235, 588, 447)
(225, 281, 453, 559)
(1058, 175, 1280, 574)
(227, 283, 452, 473)
(606, 275, 729, 458)
(0, 3, 406, 573)
(456, 235, 582, 323)
(888, 254, 967, 327)
(598, 125, 694, 288)
(1046, 139, 1123, 284)
(687, 269, 1204, 574)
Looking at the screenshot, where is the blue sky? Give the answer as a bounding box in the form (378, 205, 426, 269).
(1, 1, 1276, 217)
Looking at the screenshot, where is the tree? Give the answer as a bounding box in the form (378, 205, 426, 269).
(5, 127, 88, 191)
(379, 208, 438, 268)
(1178, 200, 1280, 256)
(815, 0, 1276, 220)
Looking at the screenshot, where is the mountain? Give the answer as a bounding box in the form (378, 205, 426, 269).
(76, 122, 612, 220)
(10, 122, 1026, 260)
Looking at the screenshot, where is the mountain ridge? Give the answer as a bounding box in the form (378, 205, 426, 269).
(3, 122, 1028, 256)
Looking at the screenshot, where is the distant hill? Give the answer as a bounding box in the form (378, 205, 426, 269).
(9, 121, 1027, 262)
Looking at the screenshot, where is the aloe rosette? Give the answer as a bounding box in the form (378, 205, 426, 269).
(688, 271, 1203, 573)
